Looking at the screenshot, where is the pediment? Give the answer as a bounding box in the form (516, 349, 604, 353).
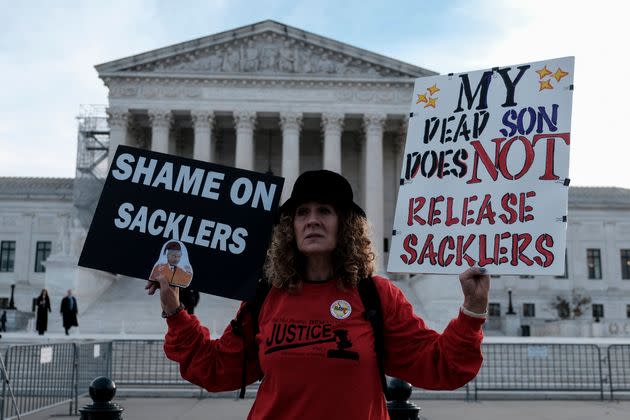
(96, 20, 435, 80)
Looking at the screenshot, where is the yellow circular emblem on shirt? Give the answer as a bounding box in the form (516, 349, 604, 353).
(330, 300, 352, 320)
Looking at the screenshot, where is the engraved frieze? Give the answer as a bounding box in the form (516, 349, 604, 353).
(109, 85, 139, 98)
(0, 215, 19, 228)
(123, 34, 411, 78)
(375, 90, 396, 102)
(162, 86, 179, 98)
(143, 86, 159, 98)
(334, 89, 354, 101)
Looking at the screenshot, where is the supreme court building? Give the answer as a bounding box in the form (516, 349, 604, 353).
(2, 20, 630, 335)
(96, 20, 435, 265)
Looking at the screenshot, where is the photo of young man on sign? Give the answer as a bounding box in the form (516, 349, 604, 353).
(149, 240, 194, 288)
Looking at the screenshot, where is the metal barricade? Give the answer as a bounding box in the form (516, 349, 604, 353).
(2, 339, 629, 419)
(0, 343, 76, 420)
(474, 343, 604, 400)
(608, 344, 630, 399)
(75, 341, 113, 413)
(111, 340, 190, 386)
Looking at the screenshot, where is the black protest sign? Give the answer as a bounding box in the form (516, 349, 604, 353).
(78, 146, 284, 300)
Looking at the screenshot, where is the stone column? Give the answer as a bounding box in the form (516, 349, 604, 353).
(148, 109, 173, 154)
(280, 112, 303, 202)
(106, 107, 129, 167)
(363, 113, 386, 271)
(233, 111, 257, 170)
(321, 112, 344, 174)
(191, 111, 214, 162)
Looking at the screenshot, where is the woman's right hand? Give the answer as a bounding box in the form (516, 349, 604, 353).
(145, 272, 180, 314)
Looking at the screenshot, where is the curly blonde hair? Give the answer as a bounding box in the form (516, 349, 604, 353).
(263, 210, 376, 292)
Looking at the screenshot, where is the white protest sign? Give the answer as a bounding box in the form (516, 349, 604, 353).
(40, 346, 53, 364)
(527, 345, 549, 359)
(388, 57, 574, 275)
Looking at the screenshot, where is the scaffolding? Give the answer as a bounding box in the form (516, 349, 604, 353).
(74, 105, 109, 229)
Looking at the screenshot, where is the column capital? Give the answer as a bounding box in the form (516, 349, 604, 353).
(106, 107, 129, 129)
(363, 113, 387, 134)
(321, 112, 345, 131)
(233, 110, 257, 130)
(148, 109, 173, 129)
(191, 110, 215, 130)
(280, 111, 303, 132)
(399, 115, 409, 134)
(394, 117, 409, 153)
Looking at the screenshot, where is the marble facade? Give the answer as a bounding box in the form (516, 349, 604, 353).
(96, 20, 436, 266)
(1, 21, 630, 335)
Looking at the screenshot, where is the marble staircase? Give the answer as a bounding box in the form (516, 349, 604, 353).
(76, 276, 242, 335)
(4, 276, 430, 336)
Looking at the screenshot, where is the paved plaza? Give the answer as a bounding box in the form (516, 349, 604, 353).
(19, 397, 630, 420)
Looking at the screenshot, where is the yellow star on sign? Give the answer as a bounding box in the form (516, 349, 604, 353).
(416, 93, 428, 104)
(424, 97, 437, 108)
(427, 84, 440, 96)
(553, 67, 569, 82)
(539, 79, 553, 91)
(536, 66, 552, 79)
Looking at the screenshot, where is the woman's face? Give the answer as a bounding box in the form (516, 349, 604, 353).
(293, 201, 339, 257)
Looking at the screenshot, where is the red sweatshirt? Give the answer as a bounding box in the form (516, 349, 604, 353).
(164, 276, 484, 419)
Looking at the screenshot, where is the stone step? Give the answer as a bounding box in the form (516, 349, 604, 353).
(77, 276, 241, 335)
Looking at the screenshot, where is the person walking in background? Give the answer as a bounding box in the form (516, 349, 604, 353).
(60, 289, 79, 335)
(35, 289, 51, 335)
(0, 310, 7, 332)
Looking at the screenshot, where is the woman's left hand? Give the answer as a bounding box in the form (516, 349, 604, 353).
(459, 267, 490, 313)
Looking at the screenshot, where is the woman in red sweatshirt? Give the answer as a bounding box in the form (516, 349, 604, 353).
(147, 169, 489, 420)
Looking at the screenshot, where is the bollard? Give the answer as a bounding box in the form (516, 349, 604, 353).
(79, 376, 124, 420)
(386, 378, 420, 420)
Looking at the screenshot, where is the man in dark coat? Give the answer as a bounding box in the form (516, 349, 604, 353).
(60, 289, 78, 335)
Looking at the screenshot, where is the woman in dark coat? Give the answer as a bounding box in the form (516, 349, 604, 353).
(35, 289, 51, 335)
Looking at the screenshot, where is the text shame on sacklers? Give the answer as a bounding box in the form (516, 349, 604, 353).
(109, 153, 278, 255)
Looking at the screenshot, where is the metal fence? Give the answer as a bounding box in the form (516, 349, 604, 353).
(1, 340, 629, 419)
(76, 342, 113, 401)
(111, 340, 187, 386)
(473, 343, 604, 400)
(0, 343, 76, 420)
(608, 344, 630, 399)
(0, 342, 112, 420)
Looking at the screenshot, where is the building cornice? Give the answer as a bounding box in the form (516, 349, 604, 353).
(95, 20, 435, 79)
(100, 73, 416, 88)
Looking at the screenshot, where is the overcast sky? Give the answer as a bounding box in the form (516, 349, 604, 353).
(1, 0, 628, 188)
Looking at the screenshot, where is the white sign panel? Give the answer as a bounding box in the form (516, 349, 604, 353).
(527, 345, 549, 359)
(40, 346, 53, 364)
(93, 344, 100, 358)
(388, 57, 574, 275)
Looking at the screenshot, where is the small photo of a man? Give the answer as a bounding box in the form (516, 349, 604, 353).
(149, 240, 194, 288)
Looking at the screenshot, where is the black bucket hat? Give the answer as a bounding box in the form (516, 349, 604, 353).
(279, 170, 366, 218)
